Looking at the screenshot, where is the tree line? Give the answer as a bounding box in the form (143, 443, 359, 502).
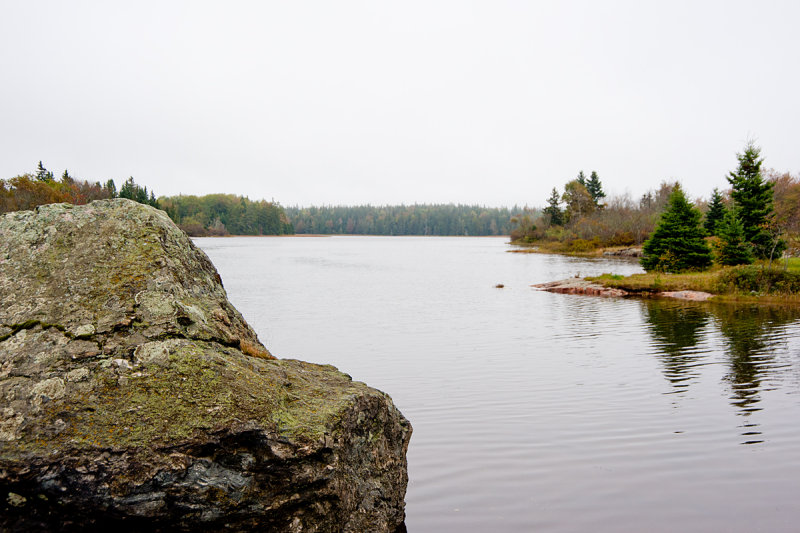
(513, 146, 800, 265)
(640, 142, 789, 272)
(0, 162, 161, 215)
(158, 194, 293, 236)
(0, 162, 117, 213)
(512, 169, 674, 251)
(1, 162, 292, 237)
(285, 204, 528, 236)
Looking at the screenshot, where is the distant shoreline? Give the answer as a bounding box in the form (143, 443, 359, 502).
(193, 234, 511, 238)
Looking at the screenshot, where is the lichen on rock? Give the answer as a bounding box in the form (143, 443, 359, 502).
(0, 199, 411, 532)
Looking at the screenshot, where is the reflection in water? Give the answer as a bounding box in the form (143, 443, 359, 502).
(643, 299, 800, 444)
(643, 301, 711, 393)
(712, 304, 794, 414)
(200, 237, 800, 532)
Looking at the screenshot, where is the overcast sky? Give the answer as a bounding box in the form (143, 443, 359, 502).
(1, 1, 798, 207)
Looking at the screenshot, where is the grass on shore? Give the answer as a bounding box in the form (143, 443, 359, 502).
(509, 239, 639, 257)
(587, 258, 800, 304)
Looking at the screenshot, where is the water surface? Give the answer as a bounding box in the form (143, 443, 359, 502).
(196, 236, 800, 532)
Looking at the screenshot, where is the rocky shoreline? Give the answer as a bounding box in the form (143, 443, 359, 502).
(533, 278, 714, 301)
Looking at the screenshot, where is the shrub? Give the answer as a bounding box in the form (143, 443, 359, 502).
(715, 266, 800, 294)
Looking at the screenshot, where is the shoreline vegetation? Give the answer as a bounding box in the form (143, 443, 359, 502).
(1, 164, 528, 237)
(3, 143, 798, 309)
(511, 143, 800, 304)
(533, 259, 800, 305)
(588, 259, 800, 304)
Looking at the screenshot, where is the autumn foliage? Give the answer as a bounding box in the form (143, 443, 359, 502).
(0, 172, 114, 214)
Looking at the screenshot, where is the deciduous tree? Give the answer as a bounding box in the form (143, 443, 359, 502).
(562, 180, 595, 223)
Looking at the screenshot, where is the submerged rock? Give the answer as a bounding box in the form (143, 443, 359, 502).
(0, 199, 411, 532)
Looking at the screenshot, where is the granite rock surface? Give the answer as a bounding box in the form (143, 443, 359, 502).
(0, 199, 411, 532)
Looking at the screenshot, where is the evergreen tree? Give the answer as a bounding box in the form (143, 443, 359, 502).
(104, 179, 117, 198)
(714, 208, 754, 266)
(576, 171, 587, 187)
(543, 187, 564, 225)
(586, 171, 606, 206)
(117, 176, 156, 207)
(35, 161, 54, 183)
(136, 185, 148, 204)
(118, 177, 136, 200)
(726, 142, 784, 258)
(61, 169, 73, 183)
(703, 188, 726, 236)
(641, 186, 712, 272)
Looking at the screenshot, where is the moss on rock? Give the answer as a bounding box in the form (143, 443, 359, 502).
(0, 199, 410, 532)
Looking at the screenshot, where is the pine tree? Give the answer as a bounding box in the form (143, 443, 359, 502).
(543, 187, 564, 225)
(35, 161, 54, 183)
(576, 171, 587, 187)
(586, 171, 605, 206)
(726, 142, 784, 259)
(714, 208, 754, 266)
(641, 186, 712, 272)
(703, 188, 726, 236)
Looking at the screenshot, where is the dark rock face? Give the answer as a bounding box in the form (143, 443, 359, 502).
(0, 199, 411, 532)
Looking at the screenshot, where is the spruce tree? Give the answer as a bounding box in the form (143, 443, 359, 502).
(726, 142, 784, 258)
(576, 171, 587, 187)
(703, 188, 726, 236)
(35, 161, 54, 183)
(586, 171, 606, 206)
(641, 186, 712, 272)
(119, 177, 136, 200)
(543, 187, 564, 225)
(714, 208, 754, 266)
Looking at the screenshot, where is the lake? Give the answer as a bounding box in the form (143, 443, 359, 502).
(196, 236, 800, 532)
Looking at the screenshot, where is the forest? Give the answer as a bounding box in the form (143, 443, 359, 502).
(158, 194, 293, 236)
(512, 157, 800, 262)
(0, 163, 293, 237)
(285, 204, 530, 236)
(0, 163, 116, 213)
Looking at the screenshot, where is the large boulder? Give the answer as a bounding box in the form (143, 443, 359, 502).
(0, 199, 411, 532)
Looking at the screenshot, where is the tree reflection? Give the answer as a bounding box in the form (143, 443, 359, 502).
(642, 300, 711, 393)
(643, 299, 800, 444)
(711, 304, 798, 415)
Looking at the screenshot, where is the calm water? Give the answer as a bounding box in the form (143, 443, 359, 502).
(196, 236, 800, 532)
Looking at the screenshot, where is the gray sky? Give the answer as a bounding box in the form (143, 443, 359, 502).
(1, 1, 798, 207)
